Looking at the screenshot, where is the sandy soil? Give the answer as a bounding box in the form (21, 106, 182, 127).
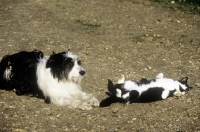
(0, 0, 200, 131)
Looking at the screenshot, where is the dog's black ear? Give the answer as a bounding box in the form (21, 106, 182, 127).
(52, 51, 56, 55)
(46, 60, 54, 68)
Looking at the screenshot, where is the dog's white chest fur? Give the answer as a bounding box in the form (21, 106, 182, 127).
(36, 55, 99, 110)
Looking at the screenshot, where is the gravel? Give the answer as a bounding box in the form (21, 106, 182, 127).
(0, 0, 200, 131)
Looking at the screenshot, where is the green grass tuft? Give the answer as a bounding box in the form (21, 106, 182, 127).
(151, 0, 200, 14)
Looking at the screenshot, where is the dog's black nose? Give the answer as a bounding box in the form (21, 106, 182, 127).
(79, 71, 85, 76)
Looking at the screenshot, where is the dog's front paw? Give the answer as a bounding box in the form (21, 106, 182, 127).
(88, 98, 100, 107)
(79, 102, 93, 110)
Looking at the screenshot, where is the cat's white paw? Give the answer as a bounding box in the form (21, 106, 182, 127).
(122, 92, 130, 99)
(161, 90, 170, 99)
(116, 88, 122, 98)
(118, 74, 125, 84)
(173, 91, 184, 96)
(126, 101, 130, 105)
(156, 73, 164, 79)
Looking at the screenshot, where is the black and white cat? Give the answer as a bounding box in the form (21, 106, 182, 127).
(113, 73, 192, 104)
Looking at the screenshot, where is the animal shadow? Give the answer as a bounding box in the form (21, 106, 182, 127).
(99, 79, 124, 107)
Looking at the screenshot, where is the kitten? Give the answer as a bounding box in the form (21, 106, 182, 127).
(114, 73, 192, 104)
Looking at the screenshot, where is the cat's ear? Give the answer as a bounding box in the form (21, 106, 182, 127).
(181, 77, 188, 83)
(107, 79, 115, 94)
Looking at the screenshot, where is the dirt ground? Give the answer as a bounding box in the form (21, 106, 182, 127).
(0, 0, 200, 131)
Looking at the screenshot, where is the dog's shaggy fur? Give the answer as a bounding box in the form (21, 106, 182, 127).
(0, 50, 99, 110)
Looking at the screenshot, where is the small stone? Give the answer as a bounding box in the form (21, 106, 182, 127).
(56, 114, 61, 117)
(112, 109, 118, 113)
(15, 129, 24, 132)
(0, 39, 5, 42)
(132, 118, 137, 121)
(195, 83, 200, 87)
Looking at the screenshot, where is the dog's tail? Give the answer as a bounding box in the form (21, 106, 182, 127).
(0, 63, 4, 87)
(0, 55, 8, 90)
(0, 55, 13, 90)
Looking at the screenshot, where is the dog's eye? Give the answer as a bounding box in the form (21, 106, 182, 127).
(78, 60, 81, 65)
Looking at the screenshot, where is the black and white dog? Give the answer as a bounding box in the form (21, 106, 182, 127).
(110, 73, 192, 104)
(0, 50, 99, 110)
